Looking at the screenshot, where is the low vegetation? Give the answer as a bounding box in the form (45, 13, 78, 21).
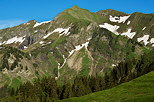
(0, 50, 153, 102)
(59, 71, 154, 102)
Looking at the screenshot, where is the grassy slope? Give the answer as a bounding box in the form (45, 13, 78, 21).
(58, 71, 154, 102)
(97, 9, 128, 17)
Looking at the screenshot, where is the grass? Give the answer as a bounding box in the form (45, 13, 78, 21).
(10, 77, 22, 89)
(47, 53, 58, 76)
(97, 9, 128, 17)
(51, 36, 67, 48)
(79, 54, 90, 77)
(59, 6, 107, 23)
(78, 49, 91, 77)
(57, 71, 154, 102)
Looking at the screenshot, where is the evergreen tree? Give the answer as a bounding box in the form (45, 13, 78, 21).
(73, 77, 91, 97)
(60, 83, 73, 99)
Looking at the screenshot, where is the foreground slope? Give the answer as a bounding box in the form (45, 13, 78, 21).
(58, 71, 154, 102)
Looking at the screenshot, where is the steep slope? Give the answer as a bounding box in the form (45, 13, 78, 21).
(88, 28, 147, 75)
(97, 9, 128, 17)
(97, 10, 154, 47)
(58, 71, 154, 102)
(0, 49, 153, 101)
(55, 5, 107, 23)
(0, 46, 56, 89)
(0, 20, 51, 49)
(0, 6, 153, 89)
(0, 6, 107, 88)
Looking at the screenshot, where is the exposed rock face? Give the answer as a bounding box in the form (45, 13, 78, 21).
(0, 6, 153, 88)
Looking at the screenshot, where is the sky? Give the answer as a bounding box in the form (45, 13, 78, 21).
(0, 0, 153, 29)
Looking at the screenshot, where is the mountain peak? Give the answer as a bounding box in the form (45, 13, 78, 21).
(55, 6, 105, 23)
(71, 5, 80, 9)
(66, 5, 83, 11)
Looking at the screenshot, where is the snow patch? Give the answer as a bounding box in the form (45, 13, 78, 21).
(58, 63, 60, 78)
(99, 23, 119, 35)
(87, 37, 92, 41)
(99, 23, 136, 39)
(127, 21, 131, 25)
(112, 64, 116, 67)
(137, 35, 150, 45)
(150, 38, 154, 43)
(60, 55, 67, 69)
(142, 27, 146, 30)
(52, 27, 71, 36)
(46, 42, 51, 44)
(24, 46, 28, 49)
(75, 45, 84, 51)
(43, 27, 71, 39)
(43, 32, 53, 39)
(121, 29, 136, 39)
(34, 30, 38, 33)
(2, 36, 25, 45)
(69, 50, 75, 57)
(29, 53, 32, 57)
(109, 15, 130, 23)
(24, 23, 30, 25)
(33, 21, 50, 28)
(69, 42, 89, 57)
(39, 41, 44, 44)
(75, 42, 89, 51)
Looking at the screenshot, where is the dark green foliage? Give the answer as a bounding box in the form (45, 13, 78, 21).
(54, 67, 58, 77)
(59, 71, 154, 102)
(111, 50, 154, 84)
(1, 50, 154, 101)
(41, 77, 58, 99)
(0, 46, 31, 71)
(33, 63, 38, 68)
(0, 85, 11, 98)
(72, 77, 91, 97)
(59, 83, 73, 99)
(52, 48, 64, 64)
(88, 28, 145, 73)
(90, 76, 106, 92)
(17, 81, 45, 102)
(10, 60, 18, 70)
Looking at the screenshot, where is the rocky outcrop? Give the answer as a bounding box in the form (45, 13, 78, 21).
(0, 6, 153, 88)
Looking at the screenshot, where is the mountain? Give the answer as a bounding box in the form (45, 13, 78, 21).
(0, 6, 153, 100)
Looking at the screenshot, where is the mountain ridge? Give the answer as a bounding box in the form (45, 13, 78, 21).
(0, 6, 153, 96)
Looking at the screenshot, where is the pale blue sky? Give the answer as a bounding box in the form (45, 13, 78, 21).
(0, 0, 153, 29)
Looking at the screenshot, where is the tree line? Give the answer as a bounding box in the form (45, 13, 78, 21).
(0, 50, 154, 102)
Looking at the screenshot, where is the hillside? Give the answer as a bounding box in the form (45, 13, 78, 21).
(0, 49, 153, 102)
(0, 6, 153, 101)
(58, 71, 154, 102)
